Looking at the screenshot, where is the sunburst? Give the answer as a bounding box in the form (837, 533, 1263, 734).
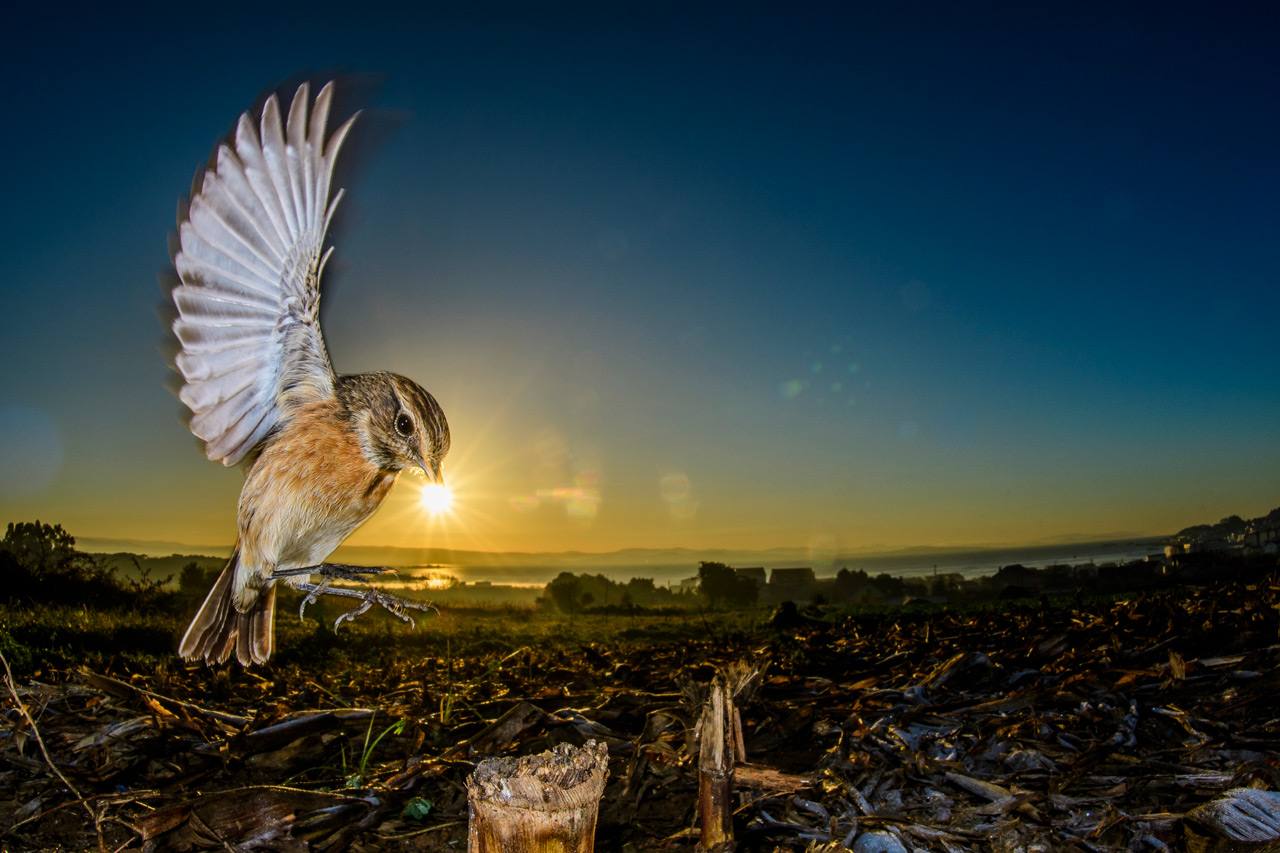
(419, 483, 454, 515)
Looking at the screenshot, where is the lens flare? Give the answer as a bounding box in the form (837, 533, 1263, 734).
(419, 483, 454, 515)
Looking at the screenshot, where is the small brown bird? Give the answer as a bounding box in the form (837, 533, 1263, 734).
(171, 82, 449, 665)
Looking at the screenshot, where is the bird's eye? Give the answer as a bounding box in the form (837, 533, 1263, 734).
(395, 412, 413, 437)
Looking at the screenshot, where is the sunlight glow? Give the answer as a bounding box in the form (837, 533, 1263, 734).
(419, 483, 454, 516)
(349, 420, 524, 553)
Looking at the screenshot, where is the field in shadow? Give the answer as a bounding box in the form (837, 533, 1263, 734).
(2, 523, 1279, 850)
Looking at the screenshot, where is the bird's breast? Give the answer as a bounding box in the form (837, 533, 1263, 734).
(236, 402, 398, 573)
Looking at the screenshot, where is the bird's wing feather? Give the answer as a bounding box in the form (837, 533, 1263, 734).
(172, 82, 355, 466)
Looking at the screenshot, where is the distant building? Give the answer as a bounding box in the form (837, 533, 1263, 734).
(734, 566, 767, 587)
(1173, 529, 1251, 556)
(769, 567, 816, 601)
(677, 576, 700, 594)
(1244, 519, 1280, 553)
(1169, 506, 1280, 560)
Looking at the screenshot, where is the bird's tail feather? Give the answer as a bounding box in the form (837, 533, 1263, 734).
(178, 551, 275, 666)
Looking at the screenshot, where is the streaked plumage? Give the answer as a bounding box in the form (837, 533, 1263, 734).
(171, 83, 449, 665)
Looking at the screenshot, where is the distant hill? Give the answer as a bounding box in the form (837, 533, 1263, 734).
(80, 537, 232, 558)
(1173, 506, 1280, 545)
(93, 552, 225, 586)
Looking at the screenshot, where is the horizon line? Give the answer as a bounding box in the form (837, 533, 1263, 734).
(72, 530, 1170, 560)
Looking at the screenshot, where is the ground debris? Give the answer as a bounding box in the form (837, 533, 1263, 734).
(1186, 787, 1280, 844)
(3, 572, 1280, 850)
(138, 785, 381, 851)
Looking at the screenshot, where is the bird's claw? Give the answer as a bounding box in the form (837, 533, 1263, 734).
(298, 577, 331, 621)
(292, 579, 435, 630)
(332, 588, 435, 631)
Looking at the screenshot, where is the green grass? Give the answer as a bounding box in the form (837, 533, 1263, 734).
(344, 712, 408, 787)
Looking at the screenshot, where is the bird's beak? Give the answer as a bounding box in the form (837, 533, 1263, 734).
(416, 454, 443, 484)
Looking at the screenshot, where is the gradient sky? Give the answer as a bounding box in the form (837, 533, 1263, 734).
(2, 6, 1277, 554)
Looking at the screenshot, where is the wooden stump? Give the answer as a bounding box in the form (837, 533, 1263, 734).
(467, 739, 610, 852)
(698, 674, 735, 851)
(694, 662, 762, 852)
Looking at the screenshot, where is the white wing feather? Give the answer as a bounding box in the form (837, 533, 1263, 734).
(172, 82, 355, 465)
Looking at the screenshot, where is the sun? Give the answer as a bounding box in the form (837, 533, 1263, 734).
(418, 482, 454, 516)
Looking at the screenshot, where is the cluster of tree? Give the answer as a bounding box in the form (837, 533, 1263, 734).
(546, 562, 834, 614)
(697, 562, 759, 609)
(828, 564, 1080, 605)
(178, 561, 224, 601)
(0, 521, 173, 609)
(543, 572, 695, 614)
(833, 568, 888, 601)
(830, 553, 1280, 605)
(1175, 514, 1249, 544)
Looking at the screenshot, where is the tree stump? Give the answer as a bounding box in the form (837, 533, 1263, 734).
(467, 739, 610, 852)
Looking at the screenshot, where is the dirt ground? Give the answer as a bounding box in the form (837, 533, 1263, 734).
(3, 573, 1280, 851)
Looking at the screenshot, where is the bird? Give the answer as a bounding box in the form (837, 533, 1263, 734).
(170, 82, 450, 666)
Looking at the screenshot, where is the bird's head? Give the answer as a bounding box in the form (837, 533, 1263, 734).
(340, 373, 450, 481)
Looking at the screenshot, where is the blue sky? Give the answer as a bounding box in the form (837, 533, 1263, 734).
(1, 6, 1277, 552)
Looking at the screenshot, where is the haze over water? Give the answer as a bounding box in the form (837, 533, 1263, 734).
(405, 537, 1166, 588)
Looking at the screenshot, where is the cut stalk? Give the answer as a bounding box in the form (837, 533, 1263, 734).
(698, 673, 734, 851)
(467, 740, 609, 852)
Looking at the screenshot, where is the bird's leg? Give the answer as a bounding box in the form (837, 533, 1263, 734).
(272, 562, 396, 583)
(296, 576, 333, 621)
(292, 582, 435, 630)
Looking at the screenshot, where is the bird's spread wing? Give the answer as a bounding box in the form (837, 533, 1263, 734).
(172, 82, 355, 466)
